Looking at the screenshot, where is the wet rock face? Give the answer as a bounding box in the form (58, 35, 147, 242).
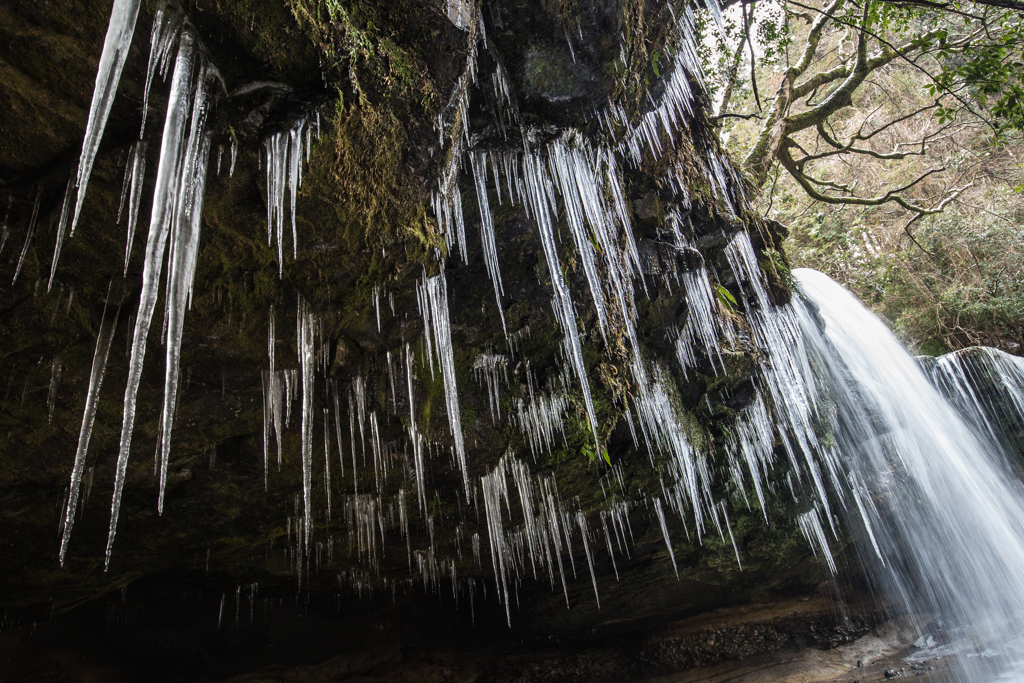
(488, 0, 622, 123)
(0, 0, 811, 665)
(522, 46, 599, 104)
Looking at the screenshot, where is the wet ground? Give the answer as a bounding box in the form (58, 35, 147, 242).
(3, 590, 1020, 683)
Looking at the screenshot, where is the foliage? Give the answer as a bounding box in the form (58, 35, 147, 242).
(705, 0, 1024, 354)
(785, 177, 1024, 353)
(928, 8, 1024, 138)
(287, 0, 438, 109)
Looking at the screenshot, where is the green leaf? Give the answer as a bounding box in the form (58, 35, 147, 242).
(714, 283, 738, 311)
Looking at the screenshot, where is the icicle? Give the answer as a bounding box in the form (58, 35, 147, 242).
(298, 296, 317, 554)
(674, 264, 724, 376)
(47, 356, 62, 424)
(431, 7, 482, 261)
(797, 506, 837, 574)
(157, 61, 216, 514)
(520, 151, 599, 447)
(545, 140, 610, 341)
(118, 152, 132, 225)
(472, 352, 507, 421)
(122, 140, 148, 274)
(718, 501, 743, 569)
(229, 138, 238, 177)
(264, 305, 276, 482)
(107, 32, 198, 567)
(264, 117, 308, 275)
(468, 151, 507, 334)
(577, 512, 600, 607)
(417, 271, 469, 496)
(0, 198, 11, 258)
(725, 232, 840, 527)
(514, 371, 568, 457)
(373, 285, 382, 333)
(654, 498, 678, 577)
(266, 370, 274, 489)
(59, 283, 121, 565)
(140, 1, 183, 139)
(600, 513, 619, 580)
(932, 347, 1024, 451)
(70, 0, 142, 237)
(405, 344, 427, 515)
(481, 456, 513, 625)
(323, 407, 332, 524)
(13, 188, 41, 285)
(725, 392, 775, 517)
(48, 178, 76, 291)
(330, 381, 345, 477)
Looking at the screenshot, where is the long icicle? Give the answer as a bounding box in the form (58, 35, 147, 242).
(106, 31, 196, 568)
(157, 64, 215, 513)
(69, 0, 142, 238)
(468, 151, 507, 335)
(418, 271, 469, 497)
(48, 177, 76, 291)
(298, 297, 317, 555)
(59, 282, 123, 565)
(264, 305, 276, 486)
(123, 140, 148, 274)
(521, 151, 599, 447)
(140, 1, 183, 139)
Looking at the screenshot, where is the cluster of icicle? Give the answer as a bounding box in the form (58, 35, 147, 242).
(927, 347, 1024, 453)
(59, 0, 226, 567)
(56, 0, 779, 595)
(57, 0, 318, 567)
(225, 0, 777, 613)
(265, 115, 320, 274)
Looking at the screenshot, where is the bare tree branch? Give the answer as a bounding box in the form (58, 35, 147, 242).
(740, 0, 846, 184)
(742, 0, 763, 111)
(901, 180, 975, 254)
(712, 112, 765, 121)
(778, 140, 946, 208)
(786, 0, 994, 126)
(885, 0, 1024, 13)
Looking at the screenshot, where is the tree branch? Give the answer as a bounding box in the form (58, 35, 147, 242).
(778, 141, 946, 209)
(786, 0, 995, 128)
(716, 32, 748, 116)
(742, 0, 763, 111)
(712, 112, 765, 121)
(901, 180, 975, 254)
(885, 0, 1024, 13)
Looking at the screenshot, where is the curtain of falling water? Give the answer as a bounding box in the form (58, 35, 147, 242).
(794, 268, 1024, 681)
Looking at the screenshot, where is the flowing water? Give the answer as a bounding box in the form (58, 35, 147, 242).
(793, 269, 1024, 682)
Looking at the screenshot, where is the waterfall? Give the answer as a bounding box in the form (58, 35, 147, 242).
(930, 347, 1024, 455)
(792, 268, 1024, 680)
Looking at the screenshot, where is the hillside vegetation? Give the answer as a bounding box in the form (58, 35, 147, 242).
(707, 0, 1024, 354)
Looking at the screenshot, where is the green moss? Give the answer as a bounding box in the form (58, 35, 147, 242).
(302, 101, 428, 250)
(287, 0, 438, 109)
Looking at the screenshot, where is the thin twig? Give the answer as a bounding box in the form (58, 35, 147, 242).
(743, 0, 763, 112)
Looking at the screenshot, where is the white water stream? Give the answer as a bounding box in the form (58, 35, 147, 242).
(793, 269, 1024, 682)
